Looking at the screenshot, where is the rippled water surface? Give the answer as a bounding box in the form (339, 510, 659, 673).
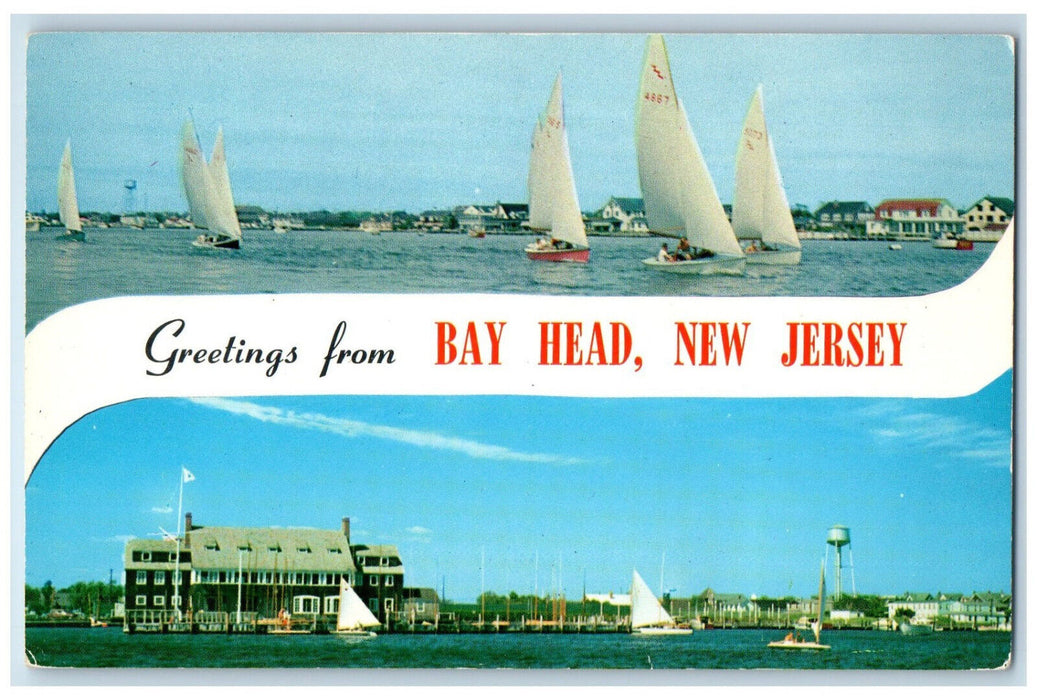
(25, 228, 998, 332)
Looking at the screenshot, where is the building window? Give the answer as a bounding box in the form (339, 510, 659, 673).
(384, 598, 395, 613)
(173, 570, 183, 585)
(369, 598, 379, 613)
(141, 551, 152, 562)
(136, 571, 147, 585)
(416, 602, 426, 613)
(385, 575, 395, 587)
(154, 571, 166, 585)
(153, 595, 166, 607)
(171, 595, 182, 608)
(369, 575, 378, 586)
(293, 595, 319, 614)
(325, 596, 340, 614)
(135, 595, 147, 606)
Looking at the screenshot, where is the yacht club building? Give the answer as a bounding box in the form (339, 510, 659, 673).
(123, 514, 403, 628)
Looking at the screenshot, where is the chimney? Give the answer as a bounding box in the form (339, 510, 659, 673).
(342, 517, 351, 541)
(184, 512, 193, 546)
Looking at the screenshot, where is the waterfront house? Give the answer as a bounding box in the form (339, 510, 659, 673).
(401, 587, 441, 624)
(123, 515, 403, 629)
(866, 199, 964, 241)
(961, 196, 1014, 240)
(593, 197, 648, 234)
(814, 200, 875, 230)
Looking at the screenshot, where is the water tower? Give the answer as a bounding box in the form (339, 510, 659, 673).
(826, 524, 854, 599)
(122, 179, 138, 215)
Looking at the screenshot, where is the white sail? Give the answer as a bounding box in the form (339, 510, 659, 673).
(732, 85, 800, 250)
(57, 140, 81, 232)
(336, 578, 380, 631)
(527, 73, 587, 248)
(631, 569, 676, 629)
(179, 120, 212, 230)
(207, 127, 243, 240)
(635, 34, 743, 258)
(811, 560, 826, 645)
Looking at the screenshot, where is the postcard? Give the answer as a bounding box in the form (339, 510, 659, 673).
(14, 20, 1018, 680)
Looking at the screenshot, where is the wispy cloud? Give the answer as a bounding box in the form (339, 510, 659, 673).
(858, 402, 1011, 468)
(189, 398, 580, 464)
(404, 525, 433, 543)
(151, 506, 173, 514)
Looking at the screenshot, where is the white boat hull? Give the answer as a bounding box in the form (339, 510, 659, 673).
(744, 248, 801, 265)
(632, 627, 694, 636)
(331, 629, 378, 637)
(642, 255, 746, 275)
(767, 640, 830, 650)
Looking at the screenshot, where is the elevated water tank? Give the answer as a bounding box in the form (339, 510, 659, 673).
(826, 525, 850, 547)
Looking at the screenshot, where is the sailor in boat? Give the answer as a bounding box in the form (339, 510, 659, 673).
(658, 243, 673, 261)
(674, 236, 692, 260)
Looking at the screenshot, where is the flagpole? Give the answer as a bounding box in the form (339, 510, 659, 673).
(175, 468, 184, 622)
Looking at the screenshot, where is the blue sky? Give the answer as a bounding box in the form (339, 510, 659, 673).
(24, 32, 1015, 215)
(25, 371, 1013, 601)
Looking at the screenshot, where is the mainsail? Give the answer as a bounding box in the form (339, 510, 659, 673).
(57, 140, 82, 233)
(811, 561, 827, 645)
(732, 85, 801, 251)
(527, 73, 587, 249)
(207, 127, 244, 241)
(634, 34, 742, 257)
(631, 569, 676, 629)
(336, 578, 381, 632)
(179, 119, 242, 241)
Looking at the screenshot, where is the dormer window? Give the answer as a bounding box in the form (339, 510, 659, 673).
(204, 543, 219, 551)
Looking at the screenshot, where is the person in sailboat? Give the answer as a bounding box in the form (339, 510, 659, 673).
(658, 243, 673, 262)
(675, 236, 692, 260)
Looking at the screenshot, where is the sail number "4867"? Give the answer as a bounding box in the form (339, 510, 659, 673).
(643, 92, 670, 104)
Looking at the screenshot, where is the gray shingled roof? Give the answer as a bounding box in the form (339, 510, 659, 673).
(188, 526, 358, 573)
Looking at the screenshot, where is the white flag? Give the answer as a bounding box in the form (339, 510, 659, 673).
(182, 467, 196, 483)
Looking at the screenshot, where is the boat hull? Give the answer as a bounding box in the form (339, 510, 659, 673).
(525, 245, 590, 263)
(933, 236, 973, 250)
(632, 627, 694, 636)
(899, 622, 934, 635)
(767, 640, 830, 650)
(192, 235, 241, 250)
(56, 230, 85, 242)
(642, 255, 746, 275)
(744, 248, 801, 265)
(331, 629, 378, 637)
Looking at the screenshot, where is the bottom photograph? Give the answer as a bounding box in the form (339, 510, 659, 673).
(24, 373, 1013, 671)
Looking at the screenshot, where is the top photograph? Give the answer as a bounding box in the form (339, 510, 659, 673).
(23, 31, 1016, 331)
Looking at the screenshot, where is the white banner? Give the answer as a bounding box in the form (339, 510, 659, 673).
(24, 229, 1013, 479)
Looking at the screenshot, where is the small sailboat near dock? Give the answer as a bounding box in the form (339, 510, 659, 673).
(732, 85, 802, 265)
(180, 119, 243, 250)
(332, 578, 381, 637)
(525, 72, 590, 263)
(56, 140, 85, 242)
(635, 34, 745, 275)
(768, 561, 830, 650)
(630, 569, 693, 635)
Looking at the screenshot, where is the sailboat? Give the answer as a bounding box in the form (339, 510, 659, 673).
(331, 578, 381, 636)
(56, 140, 85, 241)
(180, 119, 243, 250)
(636, 35, 745, 275)
(525, 73, 590, 263)
(630, 569, 693, 635)
(768, 560, 830, 650)
(732, 85, 802, 264)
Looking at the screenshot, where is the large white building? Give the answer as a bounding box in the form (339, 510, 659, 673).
(866, 198, 965, 241)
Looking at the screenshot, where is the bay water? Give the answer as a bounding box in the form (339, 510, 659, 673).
(24, 626, 1011, 670)
(24, 228, 998, 333)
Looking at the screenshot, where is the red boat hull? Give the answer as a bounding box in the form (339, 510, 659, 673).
(525, 247, 590, 263)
